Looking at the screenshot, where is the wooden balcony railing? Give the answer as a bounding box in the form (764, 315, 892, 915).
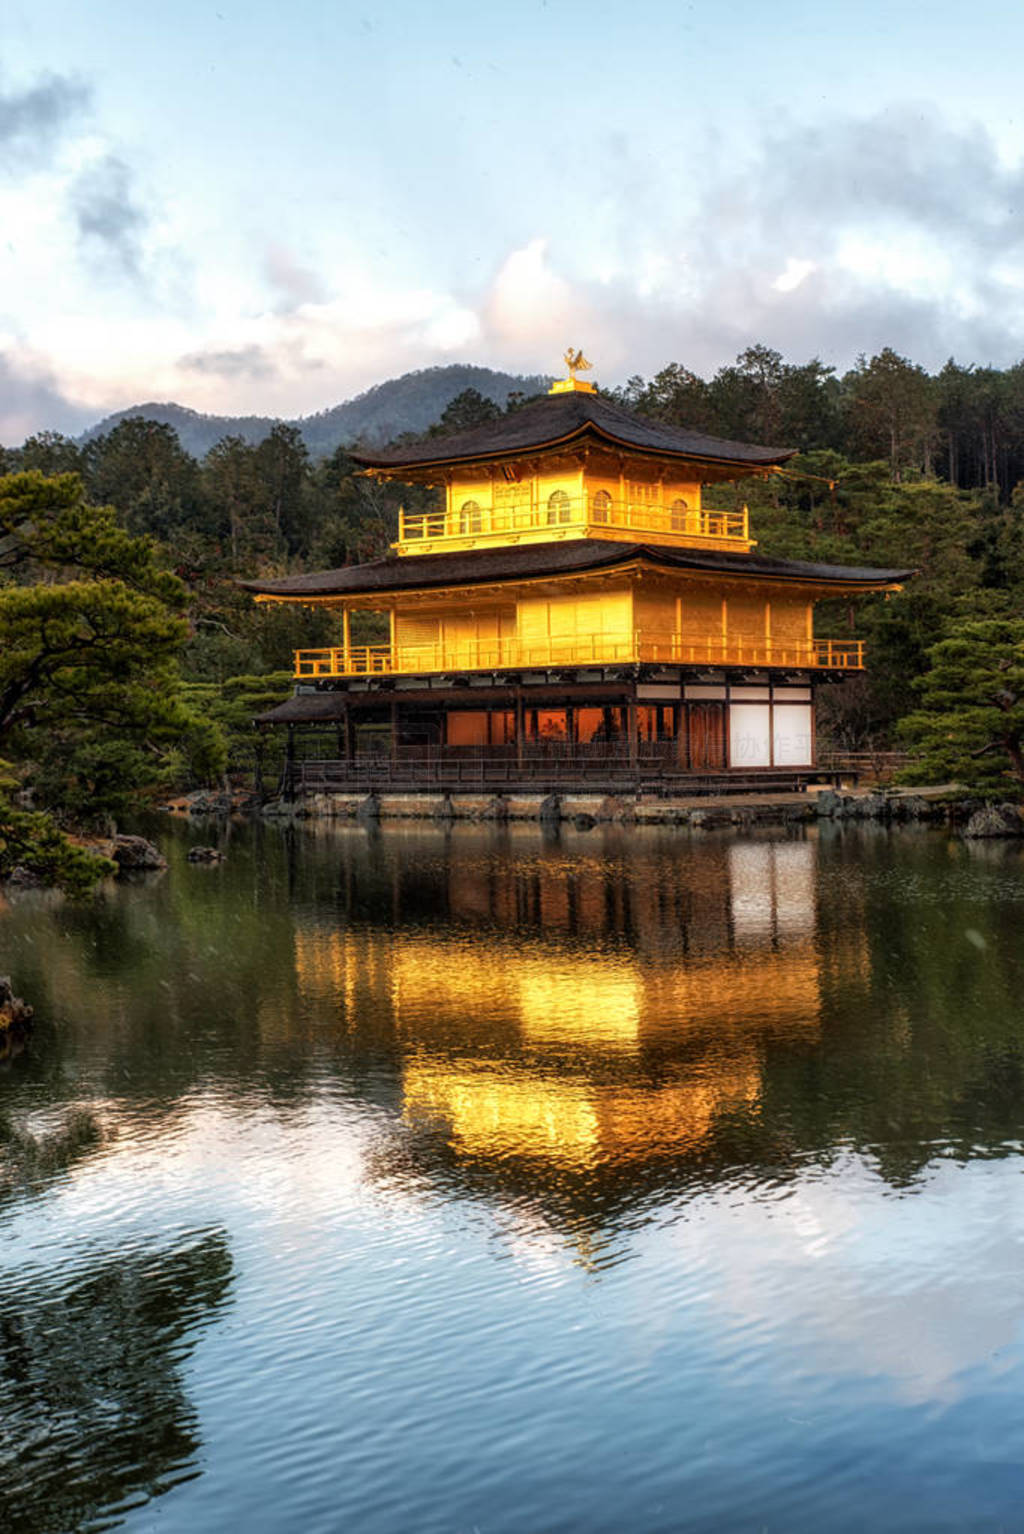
(294, 635, 865, 679)
(395, 498, 750, 549)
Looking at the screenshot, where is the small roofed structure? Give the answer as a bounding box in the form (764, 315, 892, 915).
(244, 356, 913, 797)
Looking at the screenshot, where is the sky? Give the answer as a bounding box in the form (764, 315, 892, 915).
(4, 0, 1024, 442)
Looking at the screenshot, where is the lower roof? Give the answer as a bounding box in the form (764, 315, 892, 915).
(256, 682, 635, 725)
(242, 540, 914, 601)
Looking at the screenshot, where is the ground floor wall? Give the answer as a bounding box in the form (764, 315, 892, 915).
(395, 682, 812, 770)
(264, 674, 823, 792)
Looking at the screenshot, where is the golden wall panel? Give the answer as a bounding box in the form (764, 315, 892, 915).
(725, 592, 768, 640)
(769, 596, 812, 643)
(679, 589, 723, 638)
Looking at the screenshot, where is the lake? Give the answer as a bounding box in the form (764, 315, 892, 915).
(3, 818, 1024, 1532)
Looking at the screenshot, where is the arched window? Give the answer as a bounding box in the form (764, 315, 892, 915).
(459, 499, 482, 534)
(670, 497, 689, 532)
(591, 489, 612, 524)
(547, 489, 571, 525)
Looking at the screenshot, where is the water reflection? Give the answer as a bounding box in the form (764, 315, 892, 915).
(0, 1230, 232, 1533)
(292, 837, 860, 1212)
(4, 822, 1021, 1202)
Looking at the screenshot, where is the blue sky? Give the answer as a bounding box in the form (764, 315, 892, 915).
(3, 0, 1024, 440)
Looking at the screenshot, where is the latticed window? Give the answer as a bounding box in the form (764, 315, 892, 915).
(670, 497, 689, 531)
(547, 489, 571, 525)
(591, 489, 612, 524)
(459, 499, 483, 533)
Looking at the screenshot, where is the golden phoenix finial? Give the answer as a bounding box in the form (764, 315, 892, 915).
(563, 347, 592, 380)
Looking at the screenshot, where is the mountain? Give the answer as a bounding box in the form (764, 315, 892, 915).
(80, 365, 552, 459)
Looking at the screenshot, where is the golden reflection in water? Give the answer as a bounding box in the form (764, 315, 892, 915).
(291, 838, 861, 1170)
(402, 1061, 763, 1165)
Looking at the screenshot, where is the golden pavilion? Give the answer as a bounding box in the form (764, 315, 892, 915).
(246, 357, 911, 793)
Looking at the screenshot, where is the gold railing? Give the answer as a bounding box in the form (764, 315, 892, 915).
(294, 636, 864, 678)
(396, 498, 750, 547)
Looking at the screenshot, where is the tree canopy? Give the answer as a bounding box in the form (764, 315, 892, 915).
(898, 619, 1024, 797)
(0, 471, 224, 889)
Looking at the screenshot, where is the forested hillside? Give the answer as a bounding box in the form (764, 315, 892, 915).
(6, 343, 1024, 802)
(80, 365, 551, 459)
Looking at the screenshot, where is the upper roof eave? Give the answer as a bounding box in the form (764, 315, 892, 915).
(349, 390, 797, 475)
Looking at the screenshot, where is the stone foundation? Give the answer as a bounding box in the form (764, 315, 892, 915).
(263, 785, 959, 829)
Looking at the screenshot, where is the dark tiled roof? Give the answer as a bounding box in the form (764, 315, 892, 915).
(351, 390, 796, 470)
(241, 540, 915, 600)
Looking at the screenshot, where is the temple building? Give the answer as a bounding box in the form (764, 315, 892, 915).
(245, 358, 912, 793)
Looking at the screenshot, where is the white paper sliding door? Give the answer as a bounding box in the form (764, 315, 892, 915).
(772, 703, 813, 766)
(729, 704, 771, 768)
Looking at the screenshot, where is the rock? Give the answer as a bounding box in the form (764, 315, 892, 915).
(815, 789, 842, 817)
(185, 789, 231, 816)
(111, 834, 167, 873)
(572, 812, 597, 831)
(356, 793, 381, 822)
(538, 793, 562, 823)
(260, 798, 294, 819)
(433, 794, 456, 823)
(690, 808, 733, 829)
(0, 976, 32, 1062)
(482, 794, 509, 821)
(187, 845, 224, 863)
(963, 803, 1024, 839)
(4, 866, 45, 888)
(595, 796, 626, 822)
(0, 975, 33, 1035)
(889, 794, 928, 821)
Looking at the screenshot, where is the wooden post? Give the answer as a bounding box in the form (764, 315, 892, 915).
(343, 706, 354, 763)
(627, 699, 638, 771)
(515, 689, 524, 771)
(390, 699, 398, 764)
(342, 607, 351, 672)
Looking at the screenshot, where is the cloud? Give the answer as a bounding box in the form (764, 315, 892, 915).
(70, 154, 147, 279)
(179, 344, 277, 380)
(0, 72, 89, 167)
(264, 246, 327, 309)
(558, 105, 1024, 378)
(10, 105, 1024, 436)
(0, 350, 95, 445)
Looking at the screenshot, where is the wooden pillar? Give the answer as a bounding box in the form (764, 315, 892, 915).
(342, 607, 351, 672)
(390, 699, 398, 764)
(811, 684, 818, 768)
(515, 690, 524, 769)
(627, 699, 638, 770)
(343, 706, 354, 762)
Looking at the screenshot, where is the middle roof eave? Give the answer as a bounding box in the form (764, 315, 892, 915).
(240, 538, 916, 601)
